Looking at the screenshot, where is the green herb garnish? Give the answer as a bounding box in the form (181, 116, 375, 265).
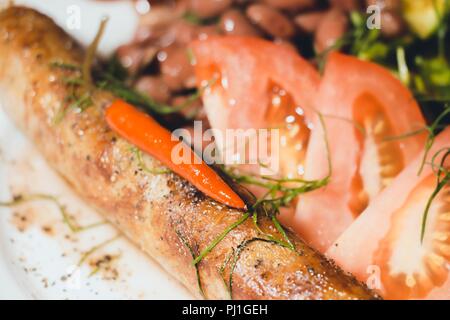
(192, 212, 250, 266)
(53, 92, 93, 125)
(225, 112, 332, 215)
(50, 15, 108, 124)
(227, 238, 285, 299)
(190, 111, 332, 275)
(83, 16, 109, 91)
(98, 73, 214, 117)
(175, 230, 205, 298)
(420, 147, 449, 242)
(418, 104, 450, 174)
(78, 234, 120, 266)
(183, 11, 203, 25)
(0, 193, 105, 233)
(49, 61, 81, 71)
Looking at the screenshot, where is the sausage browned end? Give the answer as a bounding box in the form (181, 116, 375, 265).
(0, 6, 379, 300)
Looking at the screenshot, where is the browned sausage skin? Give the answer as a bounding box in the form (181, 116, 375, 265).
(0, 6, 379, 300)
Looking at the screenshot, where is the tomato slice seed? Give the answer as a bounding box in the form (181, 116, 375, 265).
(265, 80, 310, 178)
(349, 93, 405, 216)
(374, 176, 450, 299)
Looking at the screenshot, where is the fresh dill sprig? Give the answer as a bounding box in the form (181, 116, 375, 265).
(0, 193, 105, 233)
(175, 230, 205, 298)
(418, 104, 450, 175)
(183, 11, 203, 25)
(190, 111, 332, 269)
(314, 34, 352, 72)
(251, 208, 292, 249)
(249, 207, 292, 249)
(62, 77, 84, 86)
(98, 73, 214, 116)
(77, 234, 120, 266)
(383, 105, 450, 242)
(53, 92, 93, 125)
(49, 61, 81, 71)
(320, 113, 367, 136)
(83, 16, 109, 91)
(383, 127, 429, 142)
(420, 147, 450, 242)
(227, 238, 283, 299)
(50, 59, 93, 125)
(271, 215, 294, 249)
(50, 17, 109, 124)
(218, 248, 235, 298)
(225, 111, 332, 215)
(182, 11, 219, 25)
(192, 213, 250, 266)
(0, 193, 116, 273)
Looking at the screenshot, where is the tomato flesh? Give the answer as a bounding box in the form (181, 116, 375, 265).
(327, 128, 450, 299)
(191, 36, 319, 179)
(350, 93, 405, 216)
(375, 175, 449, 299)
(293, 53, 427, 252)
(265, 80, 311, 177)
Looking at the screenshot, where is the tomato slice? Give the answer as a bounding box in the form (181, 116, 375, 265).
(191, 36, 320, 179)
(293, 52, 427, 252)
(327, 128, 450, 300)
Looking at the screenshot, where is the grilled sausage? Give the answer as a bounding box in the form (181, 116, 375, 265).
(0, 6, 378, 300)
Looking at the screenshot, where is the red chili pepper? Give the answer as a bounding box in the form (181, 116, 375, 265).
(105, 99, 246, 210)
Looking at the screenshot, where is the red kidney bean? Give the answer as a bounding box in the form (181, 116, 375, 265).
(219, 9, 261, 36)
(380, 10, 404, 38)
(133, 25, 160, 44)
(134, 4, 182, 45)
(158, 45, 196, 92)
(134, 76, 171, 103)
(294, 11, 326, 34)
(314, 8, 348, 53)
(366, 0, 401, 11)
(116, 44, 158, 76)
(273, 38, 298, 53)
(142, 45, 158, 66)
(138, 4, 179, 30)
(195, 25, 221, 41)
(116, 44, 146, 75)
(163, 20, 197, 46)
(162, 20, 220, 47)
(260, 0, 314, 10)
(172, 95, 206, 121)
(365, 0, 404, 37)
(329, 0, 361, 12)
(246, 4, 296, 39)
(164, 20, 220, 46)
(187, 0, 233, 19)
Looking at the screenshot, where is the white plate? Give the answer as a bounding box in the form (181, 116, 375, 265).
(0, 0, 193, 300)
